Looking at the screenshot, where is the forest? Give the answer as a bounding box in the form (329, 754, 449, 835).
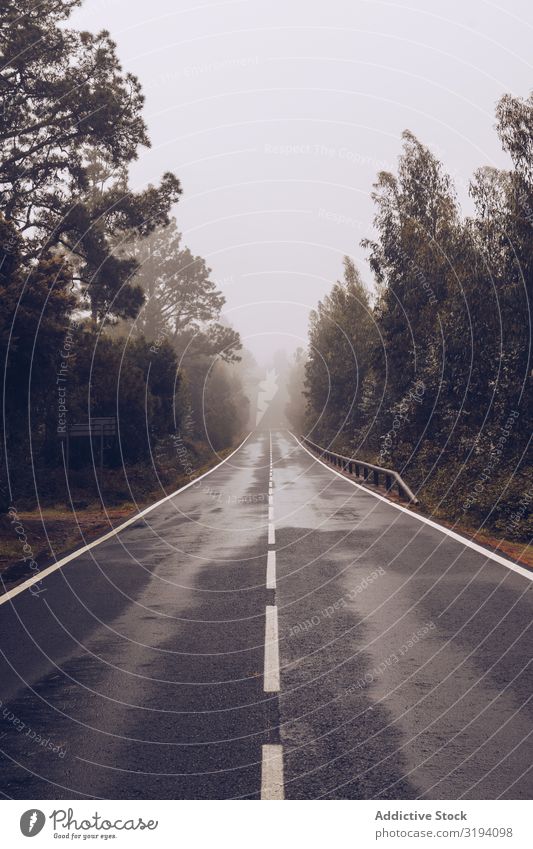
(1, 0, 531, 558)
(0, 0, 251, 521)
(288, 98, 533, 544)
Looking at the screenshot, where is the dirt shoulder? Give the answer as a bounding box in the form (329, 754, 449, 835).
(0, 443, 239, 590)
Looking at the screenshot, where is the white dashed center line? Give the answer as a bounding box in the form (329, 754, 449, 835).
(266, 550, 276, 589)
(261, 744, 284, 800)
(262, 432, 284, 799)
(264, 604, 281, 691)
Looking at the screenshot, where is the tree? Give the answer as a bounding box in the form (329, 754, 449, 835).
(203, 361, 250, 450)
(285, 347, 308, 433)
(66, 331, 184, 465)
(305, 256, 375, 446)
(0, 215, 77, 507)
(362, 132, 458, 396)
(130, 221, 241, 361)
(303, 109, 532, 539)
(0, 0, 181, 322)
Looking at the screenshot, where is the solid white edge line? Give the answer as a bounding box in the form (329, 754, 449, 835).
(267, 550, 276, 589)
(0, 432, 254, 606)
(264, 604, 280, 692)
(290, 432, 533, 582)
(268, 523, 275, 545)
(261, 744, 284, 800)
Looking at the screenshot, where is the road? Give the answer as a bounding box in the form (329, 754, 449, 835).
(0, 430, 531, 800)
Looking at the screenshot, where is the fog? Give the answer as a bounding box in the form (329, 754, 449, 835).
(72, 0, 532, 364)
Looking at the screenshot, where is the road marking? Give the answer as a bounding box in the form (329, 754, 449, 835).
(264, 605, 280, 691)
(268, 495, 273, 505)
(261, 744, 284, 800)
(268, 506, 274, 521)
(267, 550, 276, 589)
(0, 433, 253, 606)
(268, 523, 275, 545)
(291, 432, 533, 582)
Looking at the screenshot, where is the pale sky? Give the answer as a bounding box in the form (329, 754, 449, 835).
(72, 0, 533, 363)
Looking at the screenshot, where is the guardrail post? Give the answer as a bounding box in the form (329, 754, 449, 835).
(299, 435, 417, 505)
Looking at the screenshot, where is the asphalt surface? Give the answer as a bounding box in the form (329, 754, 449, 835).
(0, 430, 531, 799)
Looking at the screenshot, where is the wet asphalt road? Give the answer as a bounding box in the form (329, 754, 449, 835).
(0, 430, 531, 799)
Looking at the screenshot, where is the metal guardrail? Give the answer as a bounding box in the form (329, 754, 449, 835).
(300, 436, 419, 504)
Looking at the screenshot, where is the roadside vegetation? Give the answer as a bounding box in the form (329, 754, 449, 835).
(0, 1, 252, 577)
(287, 97, 533, 548)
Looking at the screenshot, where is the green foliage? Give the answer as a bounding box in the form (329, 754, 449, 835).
(0, 2, 246, 515)
(0, 0, 181, 323)
(285, 348, 307, 433)
(305, 256, 377, 446)
(130, 220, 241, 362)
(304, 105, 533, 541)
(203, 361, 250, 451)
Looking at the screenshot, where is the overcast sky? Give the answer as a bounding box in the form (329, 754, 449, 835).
(72, 0, 532, 364)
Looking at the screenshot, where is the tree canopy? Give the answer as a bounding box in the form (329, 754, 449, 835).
(302, 97, 533, 540)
